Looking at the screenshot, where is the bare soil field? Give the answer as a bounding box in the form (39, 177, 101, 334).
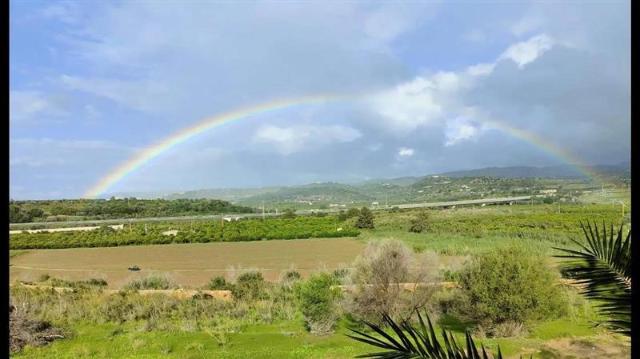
(10, 238, 365, 288)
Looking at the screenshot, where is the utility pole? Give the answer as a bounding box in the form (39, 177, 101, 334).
(262, 201, 265, 220)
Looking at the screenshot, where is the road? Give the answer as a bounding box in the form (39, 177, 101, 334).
(9, 195, 532, 231)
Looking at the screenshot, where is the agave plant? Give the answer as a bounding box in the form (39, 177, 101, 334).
(554, 221, 631, 335)
(347, 310, 504, 359)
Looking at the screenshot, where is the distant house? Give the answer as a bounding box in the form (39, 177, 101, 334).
(371, 201, 379, 206)
(539, 189, 558, 196)
(222, 216, 240, 222)
(162, 230, 179, 236)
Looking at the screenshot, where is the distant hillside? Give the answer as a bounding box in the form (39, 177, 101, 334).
(111, 163, 628, 208)
(164, 187, 280, 201)
(438, 163, 629, 179)
(234, 182, 375, 207)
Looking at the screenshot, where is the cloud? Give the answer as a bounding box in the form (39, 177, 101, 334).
(397, 147, 414, 157)
(253, 124, 361, 155)
(444, 117, 482, 146)
(499, 34, 554, 68)
(364, 72, 464, 133)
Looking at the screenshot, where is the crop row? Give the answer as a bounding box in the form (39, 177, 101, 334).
(9, 216, 360, 249)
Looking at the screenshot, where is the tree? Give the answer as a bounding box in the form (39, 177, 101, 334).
(282, 208, 296, 219)
(295, 273, 342, 334)
(346, 208, 360, 218)
(454, 246, 567, 331)
(355, 207, 374, 229)
(409, 211, 431, 233)
(554, 221, 631, 336)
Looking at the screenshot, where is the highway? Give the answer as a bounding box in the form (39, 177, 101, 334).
(9, 195, 532, 231)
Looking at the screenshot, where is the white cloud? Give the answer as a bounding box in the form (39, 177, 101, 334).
(365, 73, 464, 133)
(397, 147, 414, 157)
(466, 63, 495, 76)
(253, 125, 361, 155)
(363, 33, 559, 146)
(499, 34, 554, 68)
(444, 117, 483, 146)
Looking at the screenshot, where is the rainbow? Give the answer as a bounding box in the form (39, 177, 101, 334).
(83, 94, 343, 198)
(480, 118, 602, 181)
(84, 98, 601, 198)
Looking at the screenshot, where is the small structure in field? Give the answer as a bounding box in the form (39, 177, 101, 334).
(162, 230, 179, 236)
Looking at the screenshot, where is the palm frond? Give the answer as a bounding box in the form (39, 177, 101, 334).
(553, 221, 631, 335)
(347, 310, 505, 359)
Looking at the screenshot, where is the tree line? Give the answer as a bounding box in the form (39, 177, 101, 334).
(9, 198, 255, 223)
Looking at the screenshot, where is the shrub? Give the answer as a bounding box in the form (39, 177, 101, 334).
(206, 276, 231, 290)
(355, 207, 374, 229)
(281, 209, 296, 219)
(232, 272, 265, 301)
(346, 240, 441, 323)
(409, 211, 431, 233)
(295, 272, 342, 334)
(454, 246, 568, 334)
(124, 276, 175, 290)
(345, 208, 360, 218)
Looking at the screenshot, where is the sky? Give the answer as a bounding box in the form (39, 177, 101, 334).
(10, 0, 630, 199)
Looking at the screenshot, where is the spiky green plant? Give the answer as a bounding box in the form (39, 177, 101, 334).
(554, 221, 631, 335)
(347, 310, 505, 359)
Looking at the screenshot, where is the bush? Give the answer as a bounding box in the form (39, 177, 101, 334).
(346, 240, 441, 323)
(454, 246, 568, 334)
(355, 207, 374, 229)
(124, 276, 175, 290)
(346, 208, 360, 218)
(295, 272, 342, 334)
(232, 272, 265, 301)
(206, 276, 231, 290)
(281, 209, 296, 219)
(409, 211, 431, 233)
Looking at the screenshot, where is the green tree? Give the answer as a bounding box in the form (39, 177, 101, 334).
(281, 208, 297, 219)
(409, 210, 431, 233)
(232, 272, 266, 301)
(455, 246, 567, 330)
(355, 207, 374, 229)
(295, 272, 342, 334)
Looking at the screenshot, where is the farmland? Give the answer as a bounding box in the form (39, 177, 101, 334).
(9, 216, 359, 250)
(9, 197, 631, 358)
(9, 238, 365, 287)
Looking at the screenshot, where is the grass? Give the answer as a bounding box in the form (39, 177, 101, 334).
(10, 202, 631, 358)
(13, 309, 625, 359)
(10, 250, 29, 258)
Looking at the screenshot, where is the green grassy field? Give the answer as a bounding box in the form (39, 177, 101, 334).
(14, 309, 629, 358)
(11, 201, 631, 358)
